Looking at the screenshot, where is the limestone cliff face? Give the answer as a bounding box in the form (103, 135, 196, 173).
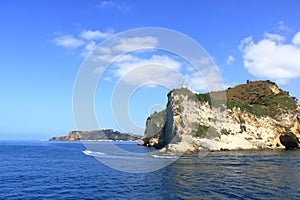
(142, 81, 300, 153)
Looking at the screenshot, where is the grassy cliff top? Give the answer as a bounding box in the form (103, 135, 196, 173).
(225, 80, 298, 117)
(171, 80, 299, 118)
(227, 80, 283, 103)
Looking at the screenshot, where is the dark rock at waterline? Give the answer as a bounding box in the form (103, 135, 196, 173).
(279, 132, 300, 150)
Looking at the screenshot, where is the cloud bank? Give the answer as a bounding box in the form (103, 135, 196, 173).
(54, 29, 216, 92)
(87, 34, 213, 91)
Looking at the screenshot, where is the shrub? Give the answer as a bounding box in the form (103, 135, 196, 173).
(194, 124, 209, 138)
(207, 127, 220, 139)
(221, 128, 230, 135)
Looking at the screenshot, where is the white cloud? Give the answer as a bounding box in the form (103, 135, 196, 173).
(98, 0, 130, 12)
(52, 31, 224, 92)
(265, 33, 285, 43)
(88, 34, 183, 87)
(198, 66, 224, 91)
(93, 54, 115, 63)
(93, 66, 105, 74)
(53, 28, 115, 56)
(186, 72, 207, 91)
(88, 35, 223, 91)
(85, 41, 97, 52)
(53, 34, 85, 48)
(276, 21, 290, 33)
(53, 32, 159, 60)
(85, 36, 182, 87)
(111, 55, 182, 87)
(239, 36, 253, 52)
(113, 36, 159, 52)
(292, 32, 300, 46)
(86, 36, 160, 68)
(96, 46, 112, 54)
(226, 55, 235, 64)
(119, 64, 183, 88)
(182, 64, 224, 92)
(104, 76, 112, 82)
(80, 29, 114, 40)
(239, 31, 300, 84)
(98, 0, 115, 8)
(80, 41, 98, 57)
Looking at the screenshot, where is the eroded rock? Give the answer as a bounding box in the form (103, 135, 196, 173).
(279, 132, 299, 150)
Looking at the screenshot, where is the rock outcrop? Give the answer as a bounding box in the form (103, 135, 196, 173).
(279, 132, 300, 150)
(49, 129, 142, 142)
(141, 80, 300, 153)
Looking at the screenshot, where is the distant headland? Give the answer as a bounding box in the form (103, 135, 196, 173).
(49, 129, 142, 142)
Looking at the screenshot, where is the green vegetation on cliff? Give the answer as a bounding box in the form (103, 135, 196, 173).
(225, 81, 298, 117)
(192, 124, 220, 138)
(196, 93, 211, 104)
(193, 124, 209, 137)
(173, 80, 299, 118)
(150, 109, 166, 124)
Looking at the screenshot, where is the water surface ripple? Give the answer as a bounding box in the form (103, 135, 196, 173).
(0, 141, 299, 199)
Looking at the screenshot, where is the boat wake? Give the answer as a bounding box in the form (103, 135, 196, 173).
(151, 154, 180, 159)
(82, 149, 193, 162)
(82, 149, 105, 156)
(83, 149, 182, 160)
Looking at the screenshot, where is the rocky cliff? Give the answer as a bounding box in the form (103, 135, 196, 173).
(50, 129, 142, 141)
(142, 80, 300, 153)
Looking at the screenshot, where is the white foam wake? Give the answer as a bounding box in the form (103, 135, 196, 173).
(82, 149, 105, 156)
(151, 154, 180, 159)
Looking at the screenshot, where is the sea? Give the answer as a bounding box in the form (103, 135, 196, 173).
(0, 140, 300, 199)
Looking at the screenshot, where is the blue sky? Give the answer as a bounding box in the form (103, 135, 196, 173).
(1, 0, 300, 140)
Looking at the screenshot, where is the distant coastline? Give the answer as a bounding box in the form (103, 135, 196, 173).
(49, 129, 142, 142)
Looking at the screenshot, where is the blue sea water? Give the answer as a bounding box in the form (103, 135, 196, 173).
(0, 141, 300, 199)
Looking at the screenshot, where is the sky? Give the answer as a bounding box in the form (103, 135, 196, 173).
(1, 0, 300, 140)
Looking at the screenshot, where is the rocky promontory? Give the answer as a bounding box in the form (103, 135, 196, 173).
(49, 129, 142, 142)
(141, 80, 300, 154)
